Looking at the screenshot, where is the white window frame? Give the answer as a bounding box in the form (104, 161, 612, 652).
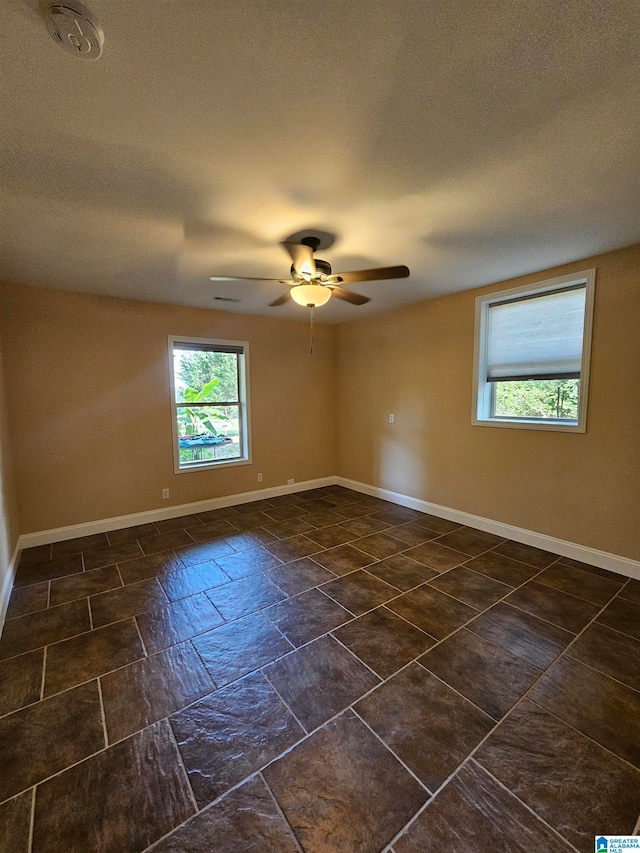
(168, 335, 251, 473)
(472, 269, 596, 432)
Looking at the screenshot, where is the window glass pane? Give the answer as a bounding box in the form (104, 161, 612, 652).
(177, 404, 241, 464)
(173, 348, 239, 404)
(492, 379, 580, 420)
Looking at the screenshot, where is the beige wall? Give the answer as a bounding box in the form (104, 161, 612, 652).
(336, 244, 640, 561)
(0, 285, 337, 533)
(0, 327, 20, 614)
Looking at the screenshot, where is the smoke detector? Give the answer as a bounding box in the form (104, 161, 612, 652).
(45, 3, 104, 60)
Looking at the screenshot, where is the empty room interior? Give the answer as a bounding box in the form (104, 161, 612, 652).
(1, 2, 639, 852)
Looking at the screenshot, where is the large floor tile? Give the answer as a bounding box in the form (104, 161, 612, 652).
(310, 544, 376, 575)
(505, 579, 599, 633)
(265, 534, 323, 562)
(138, 529, 195, 555)
(334, 606, 436, 679)
(49, 565, 122, 607)
(621, 578, 640, 604)
(387, 585, 478, 639)
(469, 602, 573, 669)
(107, 522, 160, 544)
(365, 553, 439, 591)
(6, 582, 49, 620)
(394, 760, 574, 853)
(152, 515, 201, 534)
(356, 663, 494, 792)
(193, 612, 293, 686)
(185, 519, 237, 544)
(83, 541, 143, 571)
(264, 710, 427, 853)
(265, 556, 335, 596)
(90, 578, 168, 628)
(159, 560, 230, 602)
(13, 553, 83, 588)
(214, 546, 282, 580)
(352, 531, 408, 560)
(338, 515, 392, 538)
(428, 565, 511, 611)
(52, 533, 108, 558)
(321, 569, 399, 615)
(206, 573, 286, 620)
(368, 505, 424, 525)
(263, 516, 315, 539)
(117, 550, 184, 585)
(306, 524, 356, 549)
(264, 634, 380, 732)
(150, 775, 300, 853)
(176, 538, 235, 566)
(101, 641, 214, 743)
(385, 520, 439, 547)
(0, 790, 33, 853)
(0, 599, 90, 661)
(418, 628, 540, 720)
(0, 649, 43, 717)
(17, 544, 51, 566)
(136, 593, 224, 655)
(32, 720, 195, 853)
(265, 587, 352, 647)
(171, 672, 303, 807)
(462, 550, 540, 586)
(597, 596, 640, 640)
(535, 562, 623, 606)
(402, 540, 468, 571)
(44, 618, 144, 697)
(475, 700, 640, 853)
(436, 527, 503, 556)
(530, 656, 640, 768)
(492, 540, 557, 569)
(568, 621, 640, 692)
(0, 681, 104, 802)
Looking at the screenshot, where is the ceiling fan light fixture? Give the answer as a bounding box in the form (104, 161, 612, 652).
(290, 283, 332, 307)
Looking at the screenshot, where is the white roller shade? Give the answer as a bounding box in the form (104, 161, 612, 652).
(486, 286, 586, 381)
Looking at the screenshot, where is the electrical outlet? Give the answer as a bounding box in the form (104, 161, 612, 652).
(162, 488, 169, 499)
(287, 478, 295, 485)
(257, 473, 263, 483)
(389, 413, 395, 424)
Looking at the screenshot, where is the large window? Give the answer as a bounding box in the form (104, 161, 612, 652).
(473, 270, 595, 431)
(169, 336, 250, 471)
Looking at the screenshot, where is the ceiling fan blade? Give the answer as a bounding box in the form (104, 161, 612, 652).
(210, 276, 292, 282)
(329, 286, 370, 305)
(331, 265, 410, 284)
(269, 291, 292, 307)
(281, 242, 316, 277)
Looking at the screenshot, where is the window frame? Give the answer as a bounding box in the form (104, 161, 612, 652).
(168, 335, 251, 473)
(472, 269, 596, 432)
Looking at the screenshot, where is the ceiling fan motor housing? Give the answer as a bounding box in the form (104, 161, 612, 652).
(291, 258, 332, 278)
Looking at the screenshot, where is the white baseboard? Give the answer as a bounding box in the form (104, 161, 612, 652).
(0, 541, 21, 636)
(14, 473, 640, 582)
(17, 477, 336, 549)
(337, 477, 640, 581)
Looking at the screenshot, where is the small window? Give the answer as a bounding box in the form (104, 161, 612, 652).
(168, 336, 250, 471)
(473, 270, 595, 432)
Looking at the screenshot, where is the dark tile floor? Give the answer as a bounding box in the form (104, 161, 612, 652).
(1, 485, 638, 853)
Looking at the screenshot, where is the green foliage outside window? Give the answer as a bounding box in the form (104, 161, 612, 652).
(492, 379, 580, 420)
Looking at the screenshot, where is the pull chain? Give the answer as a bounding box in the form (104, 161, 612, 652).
(309, 305, 315, 355)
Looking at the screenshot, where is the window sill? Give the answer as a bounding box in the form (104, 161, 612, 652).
(472, 417, 585, 433)
(174, 457, 252, 474)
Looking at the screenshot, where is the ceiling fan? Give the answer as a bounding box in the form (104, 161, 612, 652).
(210, 236, 410, 308)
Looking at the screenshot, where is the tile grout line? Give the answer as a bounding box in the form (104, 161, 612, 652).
(27, 785, 36, 853)
(39, 646, 47, 701)
(259, 771, 306, 853)
(96, 677, 109, 749)
(166, 720, 199, 814)
(350, 706, 432, 794)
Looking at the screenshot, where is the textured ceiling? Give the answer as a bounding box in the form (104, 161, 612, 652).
(2, 0, 640, 323)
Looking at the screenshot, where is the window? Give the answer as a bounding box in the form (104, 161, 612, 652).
(168, 336, 250, 471)
(472, 270, 595, 431)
